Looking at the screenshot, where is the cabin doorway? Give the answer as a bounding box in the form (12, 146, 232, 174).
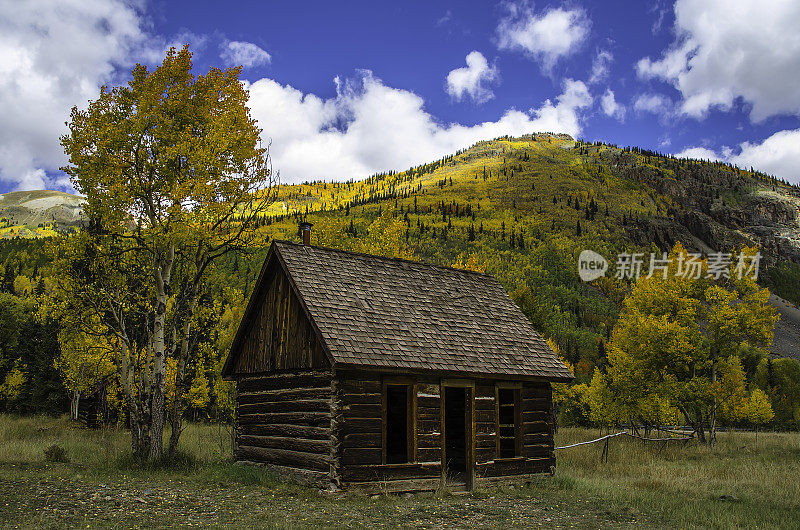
(442, 384, 473, 489)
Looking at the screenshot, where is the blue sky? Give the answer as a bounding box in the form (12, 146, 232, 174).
(1, 0, 800, 192)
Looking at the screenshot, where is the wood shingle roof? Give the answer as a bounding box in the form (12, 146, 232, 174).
(226, 240, 573, 381)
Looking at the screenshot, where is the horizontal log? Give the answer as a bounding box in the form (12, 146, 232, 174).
(238, 387, 331, 404)
(339, 417, 382, 434)
(238, 411, 331, 427)
(475, 385, 494, 398)
(476, 433, 495, 449)
(417, 433, 441, 447)
(341, 447, 382, 466)
(416, 384, 439, 395)
(237, 371, 331, 393)
(476, 422, 496, 435)
(342, 402, 382, 417)
(523, 432, 552, 445)
(237, 445, 330, 471)
(238, 435, 330, 454)
(344, 477, 443, 494)
(417, 420, 441, 433)
(475, 456, 554, 477)
(475, 409, 494, 423)
(417, 406, 440, 417)
(335, 371, 380, 382)
(476, 447, 495, 463)
(338, 392, 381, 406)
(235, 461, 330, 487)
(239, 423, 329, 440)
(416, 396, 439, 409)
(474, 400, 494, 412)
(415, 448, 441, 462)
(341, 462, 442, 482)
(475, 472, 549, 488)
(524, 420, 551, 434)
(521, 397, 551, 411)
(523, 444, 554, 459)
(238, 399, 330, 414)
(522, 384, 551, 400)
(341, 432, 382, 449)
(522, 411, 551, 423)
(338, 379, 381, 394)
(475, 458, 529, 477)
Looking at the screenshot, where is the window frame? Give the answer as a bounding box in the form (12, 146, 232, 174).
(381, 377, 417, 464)
(494, 382, 523, 460)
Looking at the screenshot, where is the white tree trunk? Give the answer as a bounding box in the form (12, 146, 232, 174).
(148, 246, 173, 461)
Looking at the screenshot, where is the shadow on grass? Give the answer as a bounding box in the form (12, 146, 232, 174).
(113, 449, 285, 489)
(114, 449, 199, 473)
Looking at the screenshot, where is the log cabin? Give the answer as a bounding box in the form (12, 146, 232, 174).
(222, 225, 573, 492)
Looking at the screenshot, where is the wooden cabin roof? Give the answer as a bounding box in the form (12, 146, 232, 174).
(223, 240, 573, 382)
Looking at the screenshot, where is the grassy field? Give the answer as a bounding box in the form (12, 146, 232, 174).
(1, 415, 798, 528)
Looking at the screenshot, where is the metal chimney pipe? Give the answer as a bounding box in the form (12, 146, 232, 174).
(300, 222, 313, 246)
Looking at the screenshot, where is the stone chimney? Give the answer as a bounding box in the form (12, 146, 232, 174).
(299, 221, 313, 246)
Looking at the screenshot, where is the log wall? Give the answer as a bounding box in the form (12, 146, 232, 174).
(332, 371, 444, 492)
(234, 370, 334, 487)
(474, 381, 555, 484)
(235, 262, 328, 374)
(332, 372, 556, 492)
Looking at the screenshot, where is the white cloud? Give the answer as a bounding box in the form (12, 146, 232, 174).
(674, 146, 719, 161)
(246, 73, 592, 182)
(637, 0, 800, 121)
(142, 31, 208, 64)
(589, 50, 613, 84)
(496, 2, 590, 71)
(436, 10, 453, 27)
(220, 41, 271, 69)
(0, 1, 591, 191)
(650, 1, 669, 34)
(445, 51, 499, 104)
(676, 129, 800, 184)
(0, 0, 146, 190)
(600, 89, 625, 121)
(633, 93, 672, 115)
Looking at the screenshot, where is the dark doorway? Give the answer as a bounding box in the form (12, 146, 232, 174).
(385, 384, 409, 464)
(444, 386, 468, 481)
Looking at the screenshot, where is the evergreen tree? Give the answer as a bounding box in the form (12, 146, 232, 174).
(1, 266, 14, 294)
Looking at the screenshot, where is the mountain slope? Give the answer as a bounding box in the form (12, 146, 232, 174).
(252, 133, 800, 365)
(5, 133, 799, 366)
(0, 190, 84, 237)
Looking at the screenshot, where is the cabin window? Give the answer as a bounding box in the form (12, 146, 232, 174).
(383, 383, 414, 464)
(496, 386, 521, 459)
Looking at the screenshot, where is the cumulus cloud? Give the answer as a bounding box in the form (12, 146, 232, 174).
(676, 129, 800, 185)
(445, 51, 499, 104)
(633, 93, 673, 115)
(589, 49, 612, 84)
(636, 0, 800, 121)
(0, 0, 145, 190)
(674, 146, 720, 161)
(496, 2, 590, 71)
(142, 31, 208, 64)
(246, 73, 592, 182)
(220, 40, 271, 68)
(600, 89, 625, 121)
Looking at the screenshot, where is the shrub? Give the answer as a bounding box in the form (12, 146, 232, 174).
(43, 444, 70, 463)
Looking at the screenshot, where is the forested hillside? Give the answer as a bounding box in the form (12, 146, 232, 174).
(1, 133, 799, 427)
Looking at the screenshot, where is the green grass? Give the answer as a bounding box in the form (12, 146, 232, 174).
(1, 415, 798, 528)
